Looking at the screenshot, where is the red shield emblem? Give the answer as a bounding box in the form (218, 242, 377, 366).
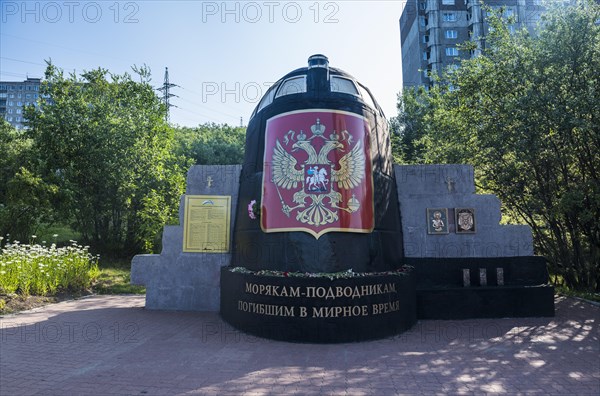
(261, 110, 374, 239)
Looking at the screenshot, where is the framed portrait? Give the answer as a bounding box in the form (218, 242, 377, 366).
(427, 208, 449, 234)
(455, 208, 476, 233)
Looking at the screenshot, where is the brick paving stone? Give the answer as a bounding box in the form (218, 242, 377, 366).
(1, 295, 598, 395)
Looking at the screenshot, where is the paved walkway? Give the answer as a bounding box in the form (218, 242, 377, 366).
(0, 295, 598, 395)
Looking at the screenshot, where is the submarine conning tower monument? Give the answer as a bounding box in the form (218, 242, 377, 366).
(131, 54, 554, 343)
(221, 54, 415, 342)
(231, 54, 404, 273)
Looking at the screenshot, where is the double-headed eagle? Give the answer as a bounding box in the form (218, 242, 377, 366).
(270, 119, 365, 226)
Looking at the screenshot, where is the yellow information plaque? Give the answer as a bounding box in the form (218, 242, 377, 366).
(183, 195, 231, 253)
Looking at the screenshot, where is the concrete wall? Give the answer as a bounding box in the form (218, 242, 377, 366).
(131, 165, 242, 311)
(395, 164, 534, 258)
(132, 163, 535, 312)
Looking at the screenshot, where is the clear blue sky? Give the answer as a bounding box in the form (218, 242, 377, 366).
(1, 1, 405, 127)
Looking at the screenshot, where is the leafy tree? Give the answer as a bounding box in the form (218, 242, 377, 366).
(391, 88, 434, 164)
(395, 1, 600, 291)
(0, 120, 56, 241)
(25, 63, 187, 255)
(174, 123, 245, 165)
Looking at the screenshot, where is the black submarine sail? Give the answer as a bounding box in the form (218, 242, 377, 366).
(232, 54, 403, 273)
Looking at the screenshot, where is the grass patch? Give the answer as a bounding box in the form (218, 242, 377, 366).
(35, 224, 82, 246)
(1, 257, 144, 315)
(0, 237, 144, 315)
(94, 258, 145, 295)
(550, 274, 600, 303)
(32, 224, 144, 294)
(554, 285, 600, 303)
(0, 239, 101, 315)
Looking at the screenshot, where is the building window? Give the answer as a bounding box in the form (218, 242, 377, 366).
(17, 94, 21, 98)
(17, 101, 22, 106)
(419, 16, 426, 27)
(16, 117, 21, 122)
(445, 30, 458, 39)
(16, 109, 22, 114)
(9, 94, 14, 98)
(8, 109, 13, 114)
(7, 117, 12, 122)
(446, 64, 459, 75)
(26, 94, 31, 99)
(443, 13, 457, 22)
(505, 8, 517, 23)
(34, 94, 38, 98)
(8, 101, 13, 106)
(446, 47, 459, 56)
(25, 102, 30, 106)
(422, 35, 429, 43)
(419, 2, 426, 10)
(442, 0, 455, 4)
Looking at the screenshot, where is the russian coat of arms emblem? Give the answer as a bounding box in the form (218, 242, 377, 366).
(261, 110, 374, 238)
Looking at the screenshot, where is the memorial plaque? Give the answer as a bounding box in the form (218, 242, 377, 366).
(455, 208, 476, 233)
(183, 195, 231, 253)
(427, 208, 449, 234)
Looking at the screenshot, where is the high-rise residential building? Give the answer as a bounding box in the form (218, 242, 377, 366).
(0, 77, 42, 129)
(400, 0, 545, 89)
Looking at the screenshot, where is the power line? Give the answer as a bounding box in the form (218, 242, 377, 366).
(0, 71, 30, 78)
(156, 67, 178, 123)
(0, 40, 248, 127)
(177, 96, 239, 122)
(175, 106, 223, 125)
(0, 57, 47, 67)
(178, 86, 246, 119)
(0, 33, 134, 64)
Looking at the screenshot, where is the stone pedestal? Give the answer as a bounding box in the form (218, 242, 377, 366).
(132, 163, 554, 321)
(395, 164, 554, 319)
(395, 164, 533, 258)
(131, 165, 241, 311)
(220, 268, 417, 343)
